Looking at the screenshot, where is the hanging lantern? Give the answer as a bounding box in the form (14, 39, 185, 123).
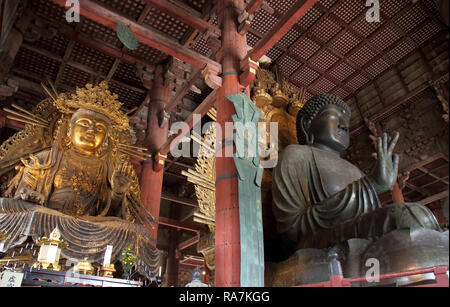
(34, 227, 68, 271)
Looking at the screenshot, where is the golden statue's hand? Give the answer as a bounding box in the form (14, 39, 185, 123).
(17, 187, 45, 205)
(111, 162, 133, 195)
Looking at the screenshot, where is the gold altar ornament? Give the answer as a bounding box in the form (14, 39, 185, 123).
(34, 227, 68, 271)
(74, 258, 95, 275)
(100, 263, 116, 278)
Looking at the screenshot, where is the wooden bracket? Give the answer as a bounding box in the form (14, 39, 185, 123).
(237, 10, 254, 35)
(204, 29, 221, 51)
(239, 56, 259, 87)
(202, 64, 223, 90)
(153, 152, 167, 172)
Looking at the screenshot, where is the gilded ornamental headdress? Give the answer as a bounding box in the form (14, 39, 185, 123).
(53, 81, 130, 131)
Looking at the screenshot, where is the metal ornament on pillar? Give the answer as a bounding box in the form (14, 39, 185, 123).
(227, 93, 265, 287)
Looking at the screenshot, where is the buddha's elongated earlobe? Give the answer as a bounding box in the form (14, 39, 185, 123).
(300, 117, 314, 145)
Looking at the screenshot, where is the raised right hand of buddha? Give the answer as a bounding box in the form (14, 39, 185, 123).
(369, 132, 400, 194)
(111, 162, 133, 195)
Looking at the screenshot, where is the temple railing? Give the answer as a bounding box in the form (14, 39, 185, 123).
(297, 265, 449, 287)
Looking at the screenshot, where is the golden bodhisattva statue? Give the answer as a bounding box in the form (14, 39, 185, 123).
(0, 82, 163, 277)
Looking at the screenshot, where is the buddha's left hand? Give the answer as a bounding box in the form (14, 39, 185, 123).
(111, 163, 133, 195)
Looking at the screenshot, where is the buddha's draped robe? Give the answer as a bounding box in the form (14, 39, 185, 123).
(272, 145, 441, 250)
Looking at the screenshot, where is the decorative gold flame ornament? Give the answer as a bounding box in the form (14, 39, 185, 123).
(34, 227, 68, 271)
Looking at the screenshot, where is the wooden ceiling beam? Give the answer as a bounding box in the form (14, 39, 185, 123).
(141, 0, 220, 37)
(418, 190, 449, 206)
(158, 216, 203, 233)
(161, 192, 198, 208)
(52, 0, 221, 73)
(249, 0, 318, 62)
(178, 233, 200, 251)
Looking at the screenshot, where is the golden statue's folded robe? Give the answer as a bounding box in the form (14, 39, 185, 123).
(0, 198, 164, 277)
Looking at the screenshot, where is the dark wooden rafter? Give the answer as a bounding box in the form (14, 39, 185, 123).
(51, 0, 221, 74)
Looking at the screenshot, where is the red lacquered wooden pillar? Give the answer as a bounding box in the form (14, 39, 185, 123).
(140, 64, 172, 245)
(392, 182, 405, 204)
(215, 0, 248, 287)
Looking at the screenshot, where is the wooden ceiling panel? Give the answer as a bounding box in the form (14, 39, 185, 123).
(190, 36, 210, 57)
(108, 83, 147, 109)
(61, 64, 91, 88)
(252, 8, 279, 36)
(70, 43, 116, 75)
(113, 62, 142, 86)
(410, 19, 444, 46)
(330, 0, 365, 24)
(14, 48, 60, 81)
(346, 44, 377, 67)
(32, 34, 70, 58)
(329, 61, 356, 82)
(277, 55, 302, 78)
(330, 30, 360, 56)
(265, 46, 284, 63)
(380, 0, 410, 19)
(180, 0, 207, 13)
(277, 28, 302, 49)
(394, 4, 429, 33)
(346, 73, 370, 91)
(309, 18, 341, 43)
(297, 6, 323, 30)
(370, 25, 403, 52)
(267, 0, 297, 15)
(291, 37, 321, 62)
(309, 78, 336, 93)
(351, 14, 382, 38)
(330, 87, 350, 99)
(93, 0, 147, 21)
(291, 65, 320, 87)
(80, 18, 123, 49)
(32, 0, 74, 28)
(247, 31, 259, 48)
(317, 0, 339, 10)
(365, 58, 390, 79)
(128, 43, 168, 64)
(385, 38, 416, 63)
(309, 49, 340, 72)
(143, 7, 192, 41)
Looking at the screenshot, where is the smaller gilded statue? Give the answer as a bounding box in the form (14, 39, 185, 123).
(0, 82, 163, 277)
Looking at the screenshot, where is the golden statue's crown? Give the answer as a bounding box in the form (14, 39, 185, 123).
(54, 81, 130, 131)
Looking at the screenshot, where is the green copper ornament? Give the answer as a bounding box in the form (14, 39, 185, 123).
(116, 21, 139, 50)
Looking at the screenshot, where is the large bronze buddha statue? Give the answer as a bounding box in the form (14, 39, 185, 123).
(0, 82, 163, 277)
(268, 94, 448, 286)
